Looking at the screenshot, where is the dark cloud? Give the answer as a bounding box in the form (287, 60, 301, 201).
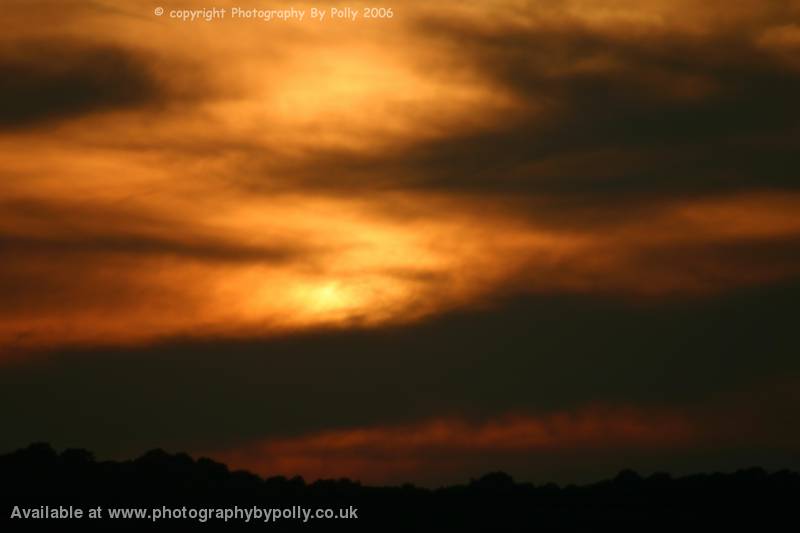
(0, 40, 162, 128)
(0, 231, 304, 264)
(248, 12, 800, 206)
(0, 280, 797, 462)
(277, 11, 794, 206)
(0, 197, 310, 264)
(628, 236, 800, 282)
(392, 15, 800, 195)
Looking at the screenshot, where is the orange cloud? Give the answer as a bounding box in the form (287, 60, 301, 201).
(206, 406, 696, 484)
(2, 188, 800, 356)
(2, 1, 800, 357)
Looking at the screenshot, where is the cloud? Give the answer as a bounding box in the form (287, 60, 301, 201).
(1, 0, 798, 488)
(207, 406, 696, 484)
(1, 285, 797, 473)
(0, 197, 308, 263)
(0, 0, 799, 353)
(0, 40, 162, 129)
(205, 380, 800, 485)
(2, 190, 800, 353)
(369, 2, 800, 198)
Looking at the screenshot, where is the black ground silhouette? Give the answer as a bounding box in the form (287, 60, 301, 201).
(1, 443, 798, 531)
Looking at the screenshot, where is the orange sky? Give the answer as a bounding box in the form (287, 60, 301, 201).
(1, 0, 800, 485)
(3, 0, 800, 355)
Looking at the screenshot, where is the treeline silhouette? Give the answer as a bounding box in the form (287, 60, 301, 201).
(1, 443, 798, 530)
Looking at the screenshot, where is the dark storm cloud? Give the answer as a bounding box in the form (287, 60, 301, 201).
(0, 40, 162, 128)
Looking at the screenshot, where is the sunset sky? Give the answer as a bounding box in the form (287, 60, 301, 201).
(1, 0, 799, 486)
